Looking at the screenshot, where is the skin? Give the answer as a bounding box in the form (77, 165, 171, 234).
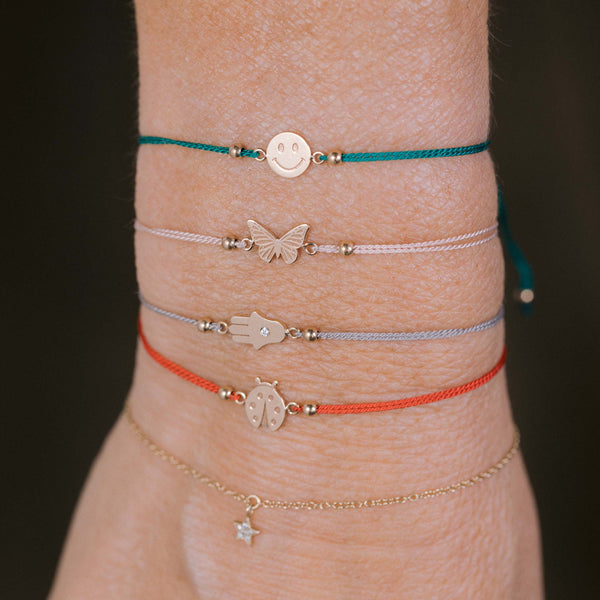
(50, 1, 544, 598)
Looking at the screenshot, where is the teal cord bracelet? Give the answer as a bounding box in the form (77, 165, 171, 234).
(497, 188, 535, 312)
(138, 137, 258, 157)
(138, 131, 531, 309)
(335, 143, 490, 162)
(138, 131, 489, 178)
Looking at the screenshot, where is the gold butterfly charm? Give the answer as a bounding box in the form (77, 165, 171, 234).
(245, 378, 287, 431)
(247, 220, 310, 264)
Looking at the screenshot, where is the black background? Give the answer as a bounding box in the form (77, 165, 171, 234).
(3, 1, 599, 598)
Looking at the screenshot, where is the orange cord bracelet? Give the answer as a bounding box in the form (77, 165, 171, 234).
(139, 317, 506, 425)
(317, 349, 506, 414)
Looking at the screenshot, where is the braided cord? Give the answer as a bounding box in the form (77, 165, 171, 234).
(138, 136, 260, 157)
(134, 219, 497, 255)
(497, 187, 535, 311)
(139, 294, 199, 327)
(139, 293, 504, 343)
(134, 221, 222, 245)
(318, 307, 504, 341)
(138, 318, 506, 416)
(138, 135, 489, 163)
(316, 228, 497, 255)
(341, 140, 490, 162)
(138, 318, 221, 395)
(316, 347, 506, 415)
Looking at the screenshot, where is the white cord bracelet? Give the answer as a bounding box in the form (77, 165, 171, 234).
(134, 219, 498, 264)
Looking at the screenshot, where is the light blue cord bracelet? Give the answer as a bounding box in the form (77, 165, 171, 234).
(138, 293, 505, 350)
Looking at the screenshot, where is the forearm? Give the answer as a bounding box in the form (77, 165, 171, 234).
(51, 2, 542, 598)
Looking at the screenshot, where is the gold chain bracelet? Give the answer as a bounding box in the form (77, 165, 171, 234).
(125, 402, 520, 546)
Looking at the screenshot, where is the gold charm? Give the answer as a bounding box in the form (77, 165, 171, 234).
(266, 132, 311, 178)
(229, 312, 287, 350)
(245, 378, 287, 431)
(234, 516, 260, 546)
(247, 219, 310, 264)
(234, 495, 261, 546)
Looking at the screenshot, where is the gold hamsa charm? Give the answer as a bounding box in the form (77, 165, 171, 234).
(229, 312, 287, 350)
(245, 378, 287, 431)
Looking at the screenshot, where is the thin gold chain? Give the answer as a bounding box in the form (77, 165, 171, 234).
(125, 402, 520, 512)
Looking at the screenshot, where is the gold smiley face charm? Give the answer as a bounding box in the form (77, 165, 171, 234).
(266, 132, 311, 178)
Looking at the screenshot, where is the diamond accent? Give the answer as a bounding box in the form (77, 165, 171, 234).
(260, 326, 270, 337)
(234, 517, 260, 546)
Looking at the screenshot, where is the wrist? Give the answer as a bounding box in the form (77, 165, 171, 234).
(50, 4, 544, 598)
(132, 0, 506, 481)
(127, 332, 514, 498)
(135, 0, 490, 146)
(133, 0, 499, 345)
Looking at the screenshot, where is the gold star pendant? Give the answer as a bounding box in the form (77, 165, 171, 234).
(234, 517, 260, 546)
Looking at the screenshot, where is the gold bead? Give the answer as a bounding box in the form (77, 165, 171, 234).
(221, 236, 238, 250)
(302, 403, 317, 416)
(518, 288, 535, 304)
(327, 151, 343, 165)
(229, 145, 243, 158)
(339, 242, 354, 256)
(302, 328, 318, 342)
(197, 319, 213, 332)
(218, 386, 234, 401)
